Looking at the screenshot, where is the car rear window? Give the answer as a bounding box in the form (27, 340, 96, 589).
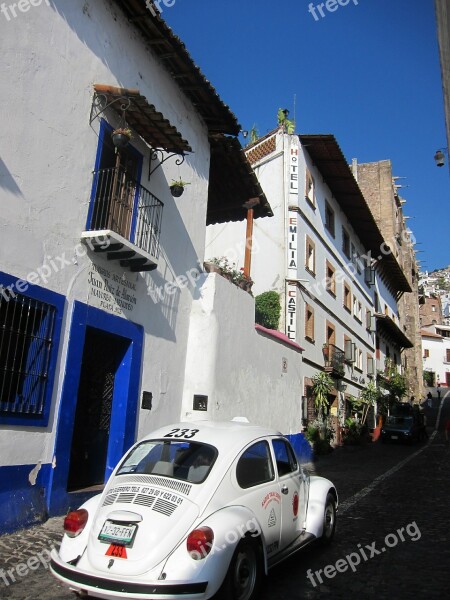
(116, 440, 217, 483)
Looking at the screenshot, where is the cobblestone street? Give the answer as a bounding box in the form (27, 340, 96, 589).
(1, 394, 448, 599)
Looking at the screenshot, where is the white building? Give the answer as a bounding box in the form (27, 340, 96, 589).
(1, 1, 308, 534)
(206, 127, 413, 429)
(422, 325, 450, 387)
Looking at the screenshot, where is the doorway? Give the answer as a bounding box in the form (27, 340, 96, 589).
(90, 120, 143, 240)
(67, 327, 129, 491)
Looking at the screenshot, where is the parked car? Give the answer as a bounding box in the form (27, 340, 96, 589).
(381, 403, 421, 443)
(50, 420, 338, 600)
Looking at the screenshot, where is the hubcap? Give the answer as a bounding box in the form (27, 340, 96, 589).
(324, 502, 335, 538)
(233, 547, 257, 600)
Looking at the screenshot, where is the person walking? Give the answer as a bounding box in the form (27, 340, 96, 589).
(437, 384, 441, 401)
(427, 391, 433, 407)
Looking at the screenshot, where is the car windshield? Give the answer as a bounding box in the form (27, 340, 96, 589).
(387, 416, 413, 425)
(116, 439, 218, 484)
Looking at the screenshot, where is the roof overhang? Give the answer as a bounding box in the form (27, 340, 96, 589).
(299, 134, 412, 294)
(375, 313, 413, 348)
(112, 0, 240, 135)
(207, 135, 273, 224)
(93, 84, 192, 154)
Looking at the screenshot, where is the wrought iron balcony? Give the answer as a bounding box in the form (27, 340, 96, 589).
(323, 343, 345, 378)
(82, 167, 164, 272)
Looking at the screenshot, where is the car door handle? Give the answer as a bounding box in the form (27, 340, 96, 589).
(281, 485, 289, 495)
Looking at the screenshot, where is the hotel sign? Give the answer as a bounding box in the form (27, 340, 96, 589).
(286, 140, 299, 340)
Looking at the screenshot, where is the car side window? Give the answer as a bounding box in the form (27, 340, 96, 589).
(272, 438, 298, 477)
(236, 441, 275, 489)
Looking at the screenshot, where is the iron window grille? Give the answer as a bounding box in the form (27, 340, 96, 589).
(0, 294, 56, 417)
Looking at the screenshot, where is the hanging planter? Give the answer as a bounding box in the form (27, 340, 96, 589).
(111, 127, 132, 148)
(170, 179, 190, 197)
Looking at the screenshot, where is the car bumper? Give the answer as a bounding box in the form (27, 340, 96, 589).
(50, 553, 209, 600)
(381, 430, 413, 441)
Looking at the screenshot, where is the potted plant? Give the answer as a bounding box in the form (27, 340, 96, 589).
(111, 127, 132, 148)
(170, 179, 190, 197)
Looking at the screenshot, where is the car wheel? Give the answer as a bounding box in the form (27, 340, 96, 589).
(320, 493, 336, 545)
(216, 538, 263, 600)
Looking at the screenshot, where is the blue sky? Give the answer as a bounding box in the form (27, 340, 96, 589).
(163, 0, 448, 272)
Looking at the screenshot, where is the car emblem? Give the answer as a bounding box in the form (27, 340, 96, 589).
(108, 559, 114, 569)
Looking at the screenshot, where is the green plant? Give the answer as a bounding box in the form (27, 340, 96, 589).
(307, 418, 334, 455)
(377, 358, 407, 415)
(170, 179, 190, 187)
(357, 380, 380, 425)
(311, 371, 334, 418)
(207, 257, 252, 288)
(342, 418, 364, 445)
(423, 370, 434, 387)
(112, 127, 132, 138)
(255, 291, 280, 330)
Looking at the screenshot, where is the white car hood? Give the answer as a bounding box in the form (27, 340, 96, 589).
(84, 475, 200, 576)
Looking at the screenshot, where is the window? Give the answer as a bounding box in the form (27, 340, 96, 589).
(236, 441, 274, 489)
(432, 305, 436, 312)
(325, 201, 335, 237)
(374, 292, 380, 313)
(326, 321, 336, 346)
(305, 304, 315, 341)
(342, 228, 350, 258)
(344, 282, 352, 312)
(272, 439, 298, 477)
(446, 349, 450, 363)
(366, 309, 375, 331)
(355, 348, 363, 371)
(364, 266, 375, 286)
(353, 297, 362, 322)
(367, 355, 374, 376)
(1, 296, 55, 418)
(305, 169, 315, 207)
(326, 260, 336, 296)
(0, 279, 64, 427)
(305, 236, 316, 275)
(118, 439, 217, 484)
(423, 349, 430, 358)
(344, 337, 355, 362)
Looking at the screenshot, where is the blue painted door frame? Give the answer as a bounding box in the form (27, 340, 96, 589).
(48, 301, 143, 516)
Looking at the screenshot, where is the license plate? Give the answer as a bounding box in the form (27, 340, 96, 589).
(99, 521, 137, 546)
(391, 435, 398, 440)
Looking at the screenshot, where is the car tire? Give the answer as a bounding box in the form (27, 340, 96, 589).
(215, 537, 263, 600)
(320, 493, 336, 545)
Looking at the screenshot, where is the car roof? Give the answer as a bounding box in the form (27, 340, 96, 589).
(140, 420, 283, 454)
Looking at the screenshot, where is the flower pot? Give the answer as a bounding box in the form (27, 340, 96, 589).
(111, 132, 131, 148)
(170, 184, 184, 197)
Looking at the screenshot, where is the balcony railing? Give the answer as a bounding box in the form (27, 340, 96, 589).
(323, 343, 345, 377)
(87, 167, 163, 262)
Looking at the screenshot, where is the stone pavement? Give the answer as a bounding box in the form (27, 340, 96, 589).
(0, 391, 449, 599)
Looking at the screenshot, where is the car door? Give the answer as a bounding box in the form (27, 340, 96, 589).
(271, 438, 304, 551)
(233, 440, 282, 557)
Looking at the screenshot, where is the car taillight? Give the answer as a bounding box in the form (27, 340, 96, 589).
(64, 509, 89, 538)
(186, 526, 214, 560)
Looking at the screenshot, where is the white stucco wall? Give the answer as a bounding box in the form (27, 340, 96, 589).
(0, 0, 211, 464)
(422, 331, 450, 385)
(205, 131, 286, 298)
(181, 273, 303, 435)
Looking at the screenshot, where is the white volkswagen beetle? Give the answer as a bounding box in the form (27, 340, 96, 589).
(50, 420, 338, 600)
